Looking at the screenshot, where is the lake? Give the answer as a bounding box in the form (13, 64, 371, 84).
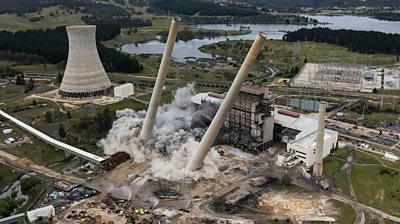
(120, 15, 400, 62)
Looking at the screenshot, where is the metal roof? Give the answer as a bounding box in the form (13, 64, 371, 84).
(0, 110, 105, 165)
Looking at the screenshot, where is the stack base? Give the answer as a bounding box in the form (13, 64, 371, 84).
(58, 87, 113, 98)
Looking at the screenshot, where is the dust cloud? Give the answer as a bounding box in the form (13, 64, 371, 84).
(98, 84, 221, 180)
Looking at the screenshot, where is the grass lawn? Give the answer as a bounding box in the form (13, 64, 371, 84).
(332, 200, 357, 224)
(336, 171, 351, 197)
(0, 165, 21, 190)
(353, 150, 380, 165)
(342, 110, 400, 126)
(103, 98, 147, 112)
(0, 6, 85, 32)
(323, 156, 345, 178)
(1, 123, 65, 166)
(351, 165, 400, 216)
(330, 148, 349, 161)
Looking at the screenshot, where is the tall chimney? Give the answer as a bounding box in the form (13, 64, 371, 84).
(140, 17, 181, 139)
(313, 101, 326, 177)
(186, 33, 267, 171)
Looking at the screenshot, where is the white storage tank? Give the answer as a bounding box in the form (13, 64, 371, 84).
(114, 83, 134, 99)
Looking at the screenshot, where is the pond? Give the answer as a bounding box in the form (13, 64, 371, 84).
(120, 15, 400, 61)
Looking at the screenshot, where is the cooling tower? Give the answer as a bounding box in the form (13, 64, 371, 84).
(140, 17, 181, 139)
(59, 25, 112, 98)
(313, 101, 326, 177)
(186, 32, 267, 171)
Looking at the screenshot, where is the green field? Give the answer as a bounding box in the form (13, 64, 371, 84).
(323, 156, 345, 178)
(332, 200, 357, 224)
(200, 40, 397, 73)
(323, 147, 400, 216)
(0, 6, 86, 32)
(0, 165, 21, 190)
(352, 165, 400, 216)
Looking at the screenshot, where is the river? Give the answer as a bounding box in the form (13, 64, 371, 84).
(120, 15, 400, 62)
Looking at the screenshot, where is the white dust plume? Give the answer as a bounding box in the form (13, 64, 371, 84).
(98, 84, 221, 180)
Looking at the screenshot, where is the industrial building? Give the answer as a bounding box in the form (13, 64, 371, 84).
(59, 25, 112, 98)
(293, 63, 400, 92)
(114, 83, 134, 99)
(223, 85, 274, 153)
(274, 108, 338, 168)
(190, 85, 274, 154)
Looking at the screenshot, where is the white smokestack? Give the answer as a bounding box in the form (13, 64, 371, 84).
(313, 101, 326, 177)
(186, 32, 267, 171)
(140, 17, 181, 139)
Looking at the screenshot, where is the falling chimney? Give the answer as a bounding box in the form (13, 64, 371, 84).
(140, 17, 181, 139)
(186, 33, 267, 171)
(313, 101, 326, 177)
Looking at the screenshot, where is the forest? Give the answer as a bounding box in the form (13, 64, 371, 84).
(0, 27, 140, 73)
(184, 14, 317, 25)
(150, 0, 258, 16)
(284, 28, 400, 55)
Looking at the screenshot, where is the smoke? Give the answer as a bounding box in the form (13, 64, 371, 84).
(98, 84, 221, 180)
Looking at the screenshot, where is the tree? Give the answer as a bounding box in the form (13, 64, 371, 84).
(45, 111, 53, 123)
(26, 78, 34, 91)
(56, 72, 63, 83)
(20, 177, 40, 194)
(66, 111, 72, 119)
(58, 125, 66, 138)
(15, 74, 25, 85)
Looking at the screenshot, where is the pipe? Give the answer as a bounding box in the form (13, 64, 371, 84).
(186, 32, 267, 171)
(313, 101, 326, 177)
(140, 17, 181, 139)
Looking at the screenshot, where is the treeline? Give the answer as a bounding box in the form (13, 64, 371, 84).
(371, 12, 400, 22)
(150, 0, 258, 16)
(184, 14, 317, 25)
(0, 50, 46, 65)
(240, 0, 400, 12)
(284, 28, 400, 55)
(82, 16, 152, 29)
(0, 27, 140, 73)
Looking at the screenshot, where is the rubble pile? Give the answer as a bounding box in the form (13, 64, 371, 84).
(104, 152, 131, 171)
(48, 187, 97, 201)
(65, 194, 161, 224)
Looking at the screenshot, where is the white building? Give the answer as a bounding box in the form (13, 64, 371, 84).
(27, 205, 55, 223)
(287, 129, 338, 167)
(114, 83, 134, 99)
(273, 108, 339, 168)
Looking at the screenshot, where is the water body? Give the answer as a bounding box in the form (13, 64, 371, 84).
(120, 15, 400, 61)
(288, 98, 339, 112)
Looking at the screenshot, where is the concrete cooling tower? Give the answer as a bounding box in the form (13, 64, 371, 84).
(59, 25, 112, 98)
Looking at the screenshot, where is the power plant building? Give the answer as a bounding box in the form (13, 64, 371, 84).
(59, 25, 112, 98)
(223, 85, 274, 153)
(274, 108, 338, 168)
